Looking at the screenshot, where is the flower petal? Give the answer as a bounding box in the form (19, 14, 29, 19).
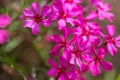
(86, 11, 98, 20)
(99, 47, 107, 58)
(106, 25, 116, 36)
(115, 41, 120, 48)
(58, 74, 66, 80)
(62, 50, 71, 61)
(115, 35, 120, 41)
(47, 68, 58, 76)
(51, 34, 63, 43)
(23, 8, 34, 17)
(24, 20, 34, 28)
(62, 27, 71, 39)
(72, 27, 82, 36)
(42, 19, 51, 27)
(50, 44, 63, 56)
(41, 5, 51, 16)
(31, 23, 40, 35)
(70, 54, 75, 64)
(74, 0, 83, 3)
(0, 29, 9, 44)
(31, 2, 40, 15)
(59, 56, 68, 68)
(90, 62, 101, 76)
(58, 19, 66, 30)
(104, 3, 112, 11)
(76, 58, 82, 68)
(107, 43, 117, 56)
(106, 12, 114, 22)
(66, 18, 75, 26)
(115, 35, 120, 47)
(100, 61, 113, 71)
(48, 59, 58, 68)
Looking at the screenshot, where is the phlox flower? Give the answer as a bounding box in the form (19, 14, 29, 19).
(68, 39, 89, 71)
(23, 2, 52, 35)
(85, 47, 113, 76)
(102, 25, 120, 56)
(72, 11, 101, 43)
(73, 24, 101, 43)
(49, 27, 72, 56)
(51, 0, 82, 30)
(48, 56, 76, 80)
(96, 2, 114, 22)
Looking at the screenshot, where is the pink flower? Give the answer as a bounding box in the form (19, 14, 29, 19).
(73, 25, 100, 43)
(23, 2, 52, 35)
(0, 14, 11, 44)
(69, 39, 89, 71)
(72, 11, 101, 43)
(48, 56, 75, 80)
(96, 2, 114, 22)
(103, 25, 120, 56)
(50, 30, 72, 56)
(51, 0, 82, 29)
(0, 14, 11, 28)
(88, 47, 113, 76)
(0, 29, 9, 44)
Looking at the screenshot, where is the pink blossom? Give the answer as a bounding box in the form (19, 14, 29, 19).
(103, 25, 120, 56)
(72, 11, 101, 43)
(23, 2, 52, 35)
(88, 47, 113, 76)
(96, 2, 114, 22)
(48, 57, 75, 80)
(51, 0, 82, 30)
(0, 29, 9, 44)
(0, 14, 11, 28)
(69, 39, 89, 71)
(50, 28, 72, 56)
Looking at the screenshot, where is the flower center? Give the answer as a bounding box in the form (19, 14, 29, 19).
(67, 0, 72, 2)
(107, 36, 115, 43)
(62, 40, 67, 47)
(82, 28, 89, 36)
(60, 12, 67, 19)
(94, 55, 101, 63)
(73, 49, 82, 57)
(58, 67, 65, 74)
(34, 15, 42, 23)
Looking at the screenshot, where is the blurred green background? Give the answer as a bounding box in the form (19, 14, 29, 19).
(0, 0, 120, 80)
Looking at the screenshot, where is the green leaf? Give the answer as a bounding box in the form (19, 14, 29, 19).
(104, 69, 116, 80)
(1, 37, 22, 54)
(116, 74, 120, 80)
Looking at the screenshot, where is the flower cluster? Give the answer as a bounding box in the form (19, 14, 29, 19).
(0, 14, 11, 44)
(23, 0, 119, 80)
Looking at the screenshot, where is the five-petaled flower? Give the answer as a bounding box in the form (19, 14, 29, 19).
(23, 2, 52, 35)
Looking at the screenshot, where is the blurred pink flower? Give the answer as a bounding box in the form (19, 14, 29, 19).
(0, 29, 9, 44)
(103, 25, 120, 56)
(23, 2, 52, 35)
(0, 14, 12, 28)
(0, 14, 11, 44)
